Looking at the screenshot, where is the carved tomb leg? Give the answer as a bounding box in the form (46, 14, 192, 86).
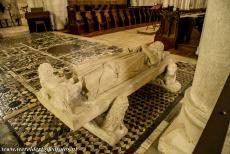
(102, 95, 129, 134)
(84, 95, 129, 146)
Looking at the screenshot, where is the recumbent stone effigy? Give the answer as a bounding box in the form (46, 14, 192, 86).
(36, 41, 181, 145)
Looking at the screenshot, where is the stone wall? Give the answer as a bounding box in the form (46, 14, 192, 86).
(26, 0, 44, 11)
(0, 0, 21, 27)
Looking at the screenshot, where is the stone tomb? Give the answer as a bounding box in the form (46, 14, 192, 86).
(36, 41, 181, 145)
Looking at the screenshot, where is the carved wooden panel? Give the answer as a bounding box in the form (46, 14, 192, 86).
(118, 9, 125, 27)
(155, 11, 180, 50)
(68, 0, 126, 5)
(75, 12, 85, 34)
(104, 9, 112, 29)
(85, 11, 95, 32)
(111, 9, 119, 28)
(125, 9, 132, 25)
(67, 4, 155, 35)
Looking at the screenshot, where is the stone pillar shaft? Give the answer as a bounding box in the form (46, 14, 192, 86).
(45, 0, 67, 30)
(191, 0, 230, 111)
(158, 0, 230, 153)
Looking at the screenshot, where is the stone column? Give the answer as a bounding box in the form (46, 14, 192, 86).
(185, 0, 190, 10)
(169, 0, 174, 6)
(163, 0, 169, 8)
(179, 0, 185, 10)
(195, 0, 206, 9)
(130, 0, 137, 6)
(158, 0, 230, 153)
(190, 0, 195, 9)
(173, 0, 178, 11)
(26, 0, 44, 11)
(44, 0, 67, 30)
(138, 0, 144, 6)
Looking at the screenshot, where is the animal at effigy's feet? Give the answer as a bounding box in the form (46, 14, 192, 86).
(143, 41, 181, 93)
(38, 63, 85, 113)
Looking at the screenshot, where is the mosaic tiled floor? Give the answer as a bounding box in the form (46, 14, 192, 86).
(0, 32, 122, 92)
(0, 70, 39, 118)
(0, 32, 195, 153)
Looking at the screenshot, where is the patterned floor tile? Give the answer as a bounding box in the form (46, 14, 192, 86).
(176, 61, 196, 74)
(21, 33, 123, 62)
(0, 33, 43, 48)
(8, 105, 70, 147)
(1, 32, 122, 92)
(0, 119, 22, 153)
(1, 44, 33, 57)
(1, 51, 72, 91)
(0, 71, 38, 117)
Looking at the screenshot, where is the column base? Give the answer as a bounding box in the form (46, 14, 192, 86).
(158, 117, 195, 154)
(158, 88, 202, 154)
(158, 87, 230, 154)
